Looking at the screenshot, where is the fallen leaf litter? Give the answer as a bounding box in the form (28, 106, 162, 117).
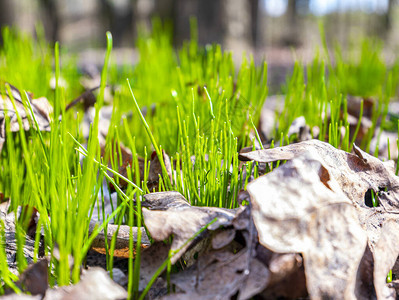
(2, 84, 399, 299)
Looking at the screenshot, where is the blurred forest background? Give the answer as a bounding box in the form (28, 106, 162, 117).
(1, 0, 398, 89)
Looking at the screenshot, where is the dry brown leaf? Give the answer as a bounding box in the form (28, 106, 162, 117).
(242, 140, 399, 298)
(5, 267, 126, 300)
(138, 242, 170, 291)
(346, 113, 373, 145)
(146, 277, 168, 299)
(0, 84, 51, 152)
(156, 202, 273, 300)
(287, 116, 313, 142)
(239, 139, 399, 248)
(266, 253, 302, 285)
(142, 191, 236, 264)
(373, 220, 399, 299)
(65, 86, 98, 112)
(109, 155, 144, 192)
(260, 253, 307, 299)
(141, 193, 238, 294)
(17, 259, 48, 296)
(347, 95, 374, 119)
(211, 228, 236, 250)
(142, 191, 189, 210)
(353, 244, 376, 299)
(247, 152, 368, 299)
(166, 248, 269, 300)
(4, 259, 48, 297)
(182, 236, 212, 268)
(101, 139, 135, 171)
(147, 195, 302, 299)
(44, 267, 127, 300)
(388, 279, 399, 298)
(345, 95, 375, 144)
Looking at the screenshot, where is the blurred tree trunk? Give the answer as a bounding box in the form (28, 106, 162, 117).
(172, 0, 224, 45)
(381, 0, 395, 39)
(250, 0, 259, 48)
(284, 0, 300, 47)
(171, 0, 255, 51)
(100, 0, 134, 47)
(385, 0, 395, 31)
(141, 0, 257, 51)
(39, 0, 59, 42)
(0, 0, 14, 44)
(370, 0, 395, 40)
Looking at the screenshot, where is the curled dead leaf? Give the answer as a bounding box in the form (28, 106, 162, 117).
(165, 248, 269, 300)
(4, 259, 48, 297)
(247, 151, 368, 299)
(139, 241, 171, 291)
(0, 83, 51, 152)
(142, 191, 236, 264)
(372, 220, 399, 300)
(240, 139, 399, 248)
(287, 116, 313, 142)
(142, 191, 189, 210)
(260, 253, 307, 299)
(44, 267, 127, 300)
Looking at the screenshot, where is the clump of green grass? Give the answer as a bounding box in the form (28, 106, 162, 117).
(108, 19, 268, 207)
(276, 31, 399, 153)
